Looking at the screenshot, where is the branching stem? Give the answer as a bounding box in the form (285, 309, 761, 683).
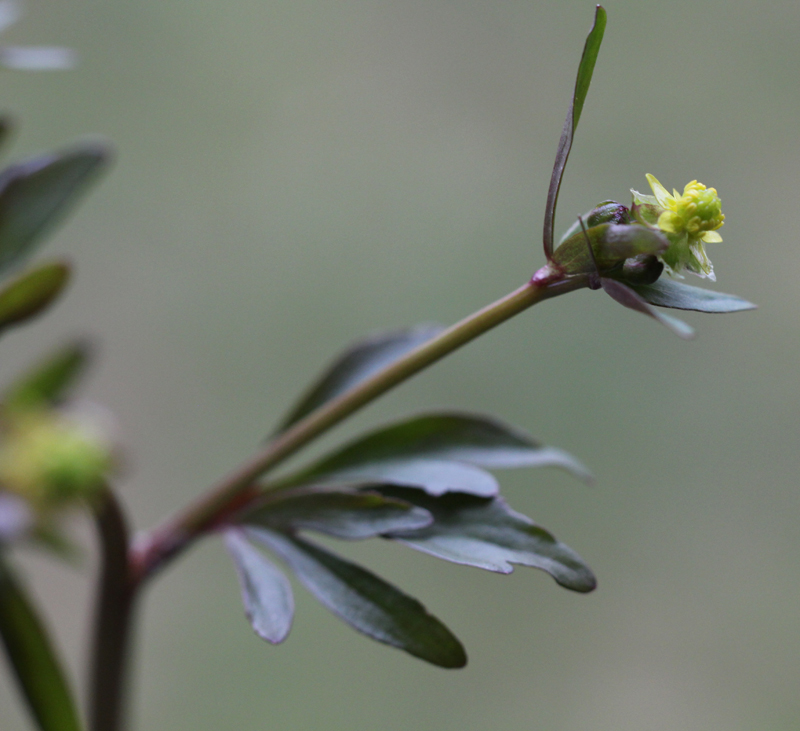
(132, 274, 587, 583)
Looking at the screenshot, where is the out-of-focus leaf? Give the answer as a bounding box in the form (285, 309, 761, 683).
(0, 47, 75, 70)
(0, 493, 31, 543)
(631, 278, 757, 313)
(3, 340, 90, 411)
(0, 554, 83, 731)
(0, 261, 69, 332)
(283, 412, 592, 484)
(290, 458, 499, 498)
(601, 277, 695, 340)
(551, 223, 667, 276)
(224, 529, 294, 644)
(543, 5, 607, 259)
(0, 116, 13, 151)
(376, 486, 596, 593)
(0, 143, 110, 274)
(242, 487, 432, 539)
(275, 324, 444, 433)
(247, 527, 467, 668)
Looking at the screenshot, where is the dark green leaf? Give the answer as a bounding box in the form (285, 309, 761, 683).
(247, 528, 467, 668)
(0, 261, 70, 332)
(288, 458, 499, 498)
(3, 341, 90, 411)
(601, 277, 695, 340)
(0, 143, 110, 274)
(631, 278, 757, 313)
(543, 5, 607, 259)
(0, 554, 83, 731)
(275, 324, 444, 433)
(376, 486, 596, 593)
(551, 223, 667, 276)
(281, 412, 592, 486)
(224, 529, 294, 644)
(242, 487, 432, 539)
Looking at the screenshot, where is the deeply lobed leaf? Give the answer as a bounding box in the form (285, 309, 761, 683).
(279, 412, 592, 492)
(375, 486, 596, 592)
(246, 527, 467, 668)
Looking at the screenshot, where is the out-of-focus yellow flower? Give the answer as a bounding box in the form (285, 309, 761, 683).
(631, 175, 724, 280)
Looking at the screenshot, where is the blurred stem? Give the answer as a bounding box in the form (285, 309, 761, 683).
(89, 486, 135, 731)
(132, 274, 589, 582)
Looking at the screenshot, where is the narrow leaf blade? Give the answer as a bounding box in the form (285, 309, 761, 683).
(543, 5, 607, 259)
(377, 487, 596, 593)
(0, 554, 83, 731)
(631, 278, 757, 313)
(283, 412, 592, 485)
(3, 341, 90, 411)
(242, 488, 433, 539)
(601, 277, 695, 339)
(224, 529, 294, 644)
(0, 261, 70, 333)
(275, 324, 444, 433)
(0, 143, 110, 274)
(247, 528, 467, 668)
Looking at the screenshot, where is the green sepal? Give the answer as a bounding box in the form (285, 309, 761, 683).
(551, 223, 668, 277)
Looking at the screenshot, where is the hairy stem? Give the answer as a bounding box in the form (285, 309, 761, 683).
(89, 487, 135, 731)
(132, 274, 588, 582)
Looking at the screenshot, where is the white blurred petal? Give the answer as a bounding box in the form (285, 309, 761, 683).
(0, 45, 76, 70)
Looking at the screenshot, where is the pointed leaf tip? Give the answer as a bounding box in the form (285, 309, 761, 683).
(631, 278, 757, 313)
(0, 143, 111, 275)
(543, 5, 607, 260)
(602, 278, 695, 340)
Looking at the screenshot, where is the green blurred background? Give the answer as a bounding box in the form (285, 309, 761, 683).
(1, 1, 798, 729)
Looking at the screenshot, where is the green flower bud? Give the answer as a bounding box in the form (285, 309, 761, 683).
(0, 410, 112, 509)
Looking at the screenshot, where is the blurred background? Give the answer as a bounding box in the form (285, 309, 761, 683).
(0, 1, 798, 729)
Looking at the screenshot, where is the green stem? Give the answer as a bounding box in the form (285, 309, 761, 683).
(89, 487, 135, 731)
(133, 274, 588, 582)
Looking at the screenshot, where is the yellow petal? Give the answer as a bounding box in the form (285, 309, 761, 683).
(701, 230, 723, 243)
(646, 174, 674, 209)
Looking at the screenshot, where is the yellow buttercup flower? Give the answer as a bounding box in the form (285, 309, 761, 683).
(631, 175, 724, 280)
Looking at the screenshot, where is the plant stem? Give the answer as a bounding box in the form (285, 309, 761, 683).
(132, 274, 588, 582)
(89, 487, 135, 731)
